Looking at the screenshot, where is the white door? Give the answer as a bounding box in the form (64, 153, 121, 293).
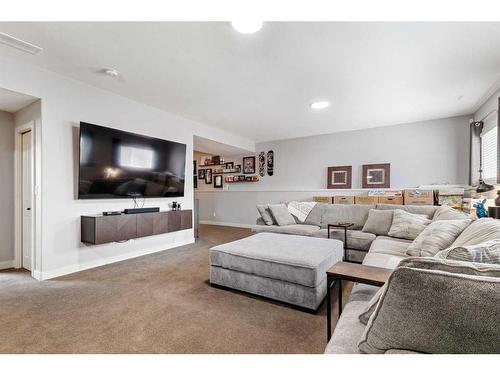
(21, 130, 33, 271)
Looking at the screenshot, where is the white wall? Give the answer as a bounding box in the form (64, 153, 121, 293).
(0, 56, 255, 279)
(196, 115, 471, 226)
(0, 110, 15, 267)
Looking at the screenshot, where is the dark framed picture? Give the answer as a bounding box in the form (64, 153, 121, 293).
(198, 169, 205, 180)
(193, 175, 197, 189)
(235, 164, 241, 172)
(243, 156, 256, 174)
(205, 169, 212, 184)
(214, 175, 223, 188)
(362, 163, 390, 188)
(212, 155, 220, 165)
(193, 160, 197, 176)
(327, 166, 352, 189)
(225, 162, 234, 170)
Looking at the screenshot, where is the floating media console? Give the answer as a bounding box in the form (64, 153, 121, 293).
(81, 210, 192, 245)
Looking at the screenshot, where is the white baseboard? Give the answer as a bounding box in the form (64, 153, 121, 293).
(39, 237, 195, 280)
(199, 220, 253, 229)
(0, 259, 15, 270)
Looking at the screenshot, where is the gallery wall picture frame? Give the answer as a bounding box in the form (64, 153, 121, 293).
(205, 169, 212, 184)
(327, 166, 352, 189)
(193, 175, 197, 189)
(362, 163, 390, 188)
(198, 169, 205, 180)
(193, 160, 197, 176)
(214, 175, 223, 188)
(243, 156, 256, 174)
(225, 162, 234, 169)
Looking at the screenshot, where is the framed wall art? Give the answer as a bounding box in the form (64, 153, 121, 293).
(198, 169, 205, 180)
(205, 169, 212, 184)
(327, 166, 352, 189)
(243, 156, 256, 174)
(214, 175, 223, 188)
(362, 163, 390, 188)
(225, 162, 234, 169)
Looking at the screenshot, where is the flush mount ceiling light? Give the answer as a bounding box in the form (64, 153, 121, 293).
(0, 32, 43, 55)
(231, 20, 263, 34)
(102, 68, 120, 78)
(310, 101, 330, 110)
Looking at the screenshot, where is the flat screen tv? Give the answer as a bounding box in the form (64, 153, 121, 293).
(78, 122, 186, 199)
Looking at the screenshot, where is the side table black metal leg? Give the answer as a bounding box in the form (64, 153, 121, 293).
(326, 276, 335, 341)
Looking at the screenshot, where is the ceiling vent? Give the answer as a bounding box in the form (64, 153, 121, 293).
(0, 32, 43, 55)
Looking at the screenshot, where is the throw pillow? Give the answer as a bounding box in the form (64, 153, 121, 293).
(358, 285, 386, 325)
(362, 209, 394, 236)
(433, 205, 473, 221)
(435, 239, 500, 264)
(268, 204, 296, 226)
(256, 205, 275, 226)
(387, 209, 431, 240)
(406, 219, 472, 257)
(358, 258, 500, 354)
(450, 218, 500, 247)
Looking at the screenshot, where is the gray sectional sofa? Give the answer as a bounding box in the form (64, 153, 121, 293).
(253, 202, 500, 353)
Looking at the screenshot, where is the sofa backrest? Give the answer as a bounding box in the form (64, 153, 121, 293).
(320, 204, 375, 230)
(375, 204, 438, 219)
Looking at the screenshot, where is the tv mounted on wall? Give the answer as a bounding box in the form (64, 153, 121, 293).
(78, 122, 186, 199)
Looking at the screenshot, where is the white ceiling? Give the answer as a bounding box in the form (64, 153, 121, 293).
(1, 22, 500, 142)
(0, 87, 38, 113)
(194, 135, 251, 156)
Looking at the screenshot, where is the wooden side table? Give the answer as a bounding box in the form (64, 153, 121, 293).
(327, 223, 353, 261)
(325, 262, 392, 341)
(488, 206, 500, 219)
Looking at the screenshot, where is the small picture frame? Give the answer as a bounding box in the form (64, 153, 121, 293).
(362, 163, 390, 188)
(214, 175, 223, 188)
(243, 156, 256, 174)
(235, 164, 241, 172)
(225, 162, 234, 170)
(205, 169, 212, 184)
(193, 175, 197, 189)
(327, 166, 352, 189)
(212, 155, 221, 165)
(198, 169, 205, 180)
(193, 160, 197, 176)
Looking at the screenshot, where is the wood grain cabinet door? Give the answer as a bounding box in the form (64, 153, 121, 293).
(137, 213, 154, 238)
(180, 210, 193, 230)
(168, 211, 181, 232)
(116, 215, 137, 241)
(153, 212, 169, 235)
(94, 216, 118, 244)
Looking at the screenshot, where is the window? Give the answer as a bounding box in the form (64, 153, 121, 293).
(481, 125, 498, 182)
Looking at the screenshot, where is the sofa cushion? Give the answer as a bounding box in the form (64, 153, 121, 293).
(450, 218, 500, 247)
(406, 219, 472, 257)
(362, 252, 407, 270)
(314, 229, 376, 251)
(252, 224, 321, 236)
(368, 236, 411, 256)
(268, 204, 296, 226)
(256, 205, 275, 225)
(320, 204, 375, 230)
(432, 205, 473, 221)
(304, 203, 327, 226)
(362, 209, 394, 236)
(358, 258, 500, 354)
(375, 204, 437, 219)
(435, 239, 500, 264)
(388, 209, 431, 240)
(210, 233, 343, 288)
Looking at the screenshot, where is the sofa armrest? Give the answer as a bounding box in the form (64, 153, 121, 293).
(358, 258, 500, 354)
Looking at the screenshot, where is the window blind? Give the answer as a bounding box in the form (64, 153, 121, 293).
(481, 125, 498, 181)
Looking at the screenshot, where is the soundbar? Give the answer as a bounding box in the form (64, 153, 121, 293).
(124, 207, 160, 215)
(103, 211, 123, 216)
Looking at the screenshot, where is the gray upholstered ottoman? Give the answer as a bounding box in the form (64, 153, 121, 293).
(209, 232, 343, 311)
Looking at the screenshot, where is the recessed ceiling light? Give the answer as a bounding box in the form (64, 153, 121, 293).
(0, 32, 43, 55)
(310, 101, 330, 110)
(231, 20, 263, 34)
(102, 68, 120, 78)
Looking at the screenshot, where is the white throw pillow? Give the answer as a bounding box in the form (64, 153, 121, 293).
(450, 218, 500, 247)
(406, 219, 472, 257)
(435, 239, 500, 264)
(388, 209, 431, 240)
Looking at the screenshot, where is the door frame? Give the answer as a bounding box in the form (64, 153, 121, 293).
(14, 121, 37, 276)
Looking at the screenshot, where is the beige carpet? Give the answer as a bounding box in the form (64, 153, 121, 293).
(0, 225, 349, 354)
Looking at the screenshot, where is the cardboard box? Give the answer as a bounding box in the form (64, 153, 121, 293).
(313, 196, 333, 204)
(334, 195, 355, 204)
(355, 196, 378, 205)
(378, 196, 404, 205)
(404, 189, 434, 205)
